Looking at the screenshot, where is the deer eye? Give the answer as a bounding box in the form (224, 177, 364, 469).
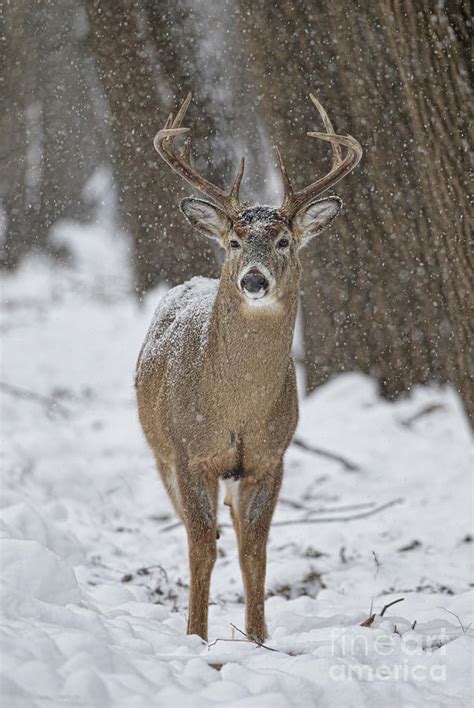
(277, 238, 289, 249)
(230, 240, 241, 249)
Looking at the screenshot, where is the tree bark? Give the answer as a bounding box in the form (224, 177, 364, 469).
(145, 0, 267, 200)
(1, 0, 102, 268)
(0, 0, 31, 268)
(86, 0, 218, 294)
(239, 0, 472, 418)
(35, 1, 101, 234)
(86, 0, 268, 294)
(381, 0, 472, 411)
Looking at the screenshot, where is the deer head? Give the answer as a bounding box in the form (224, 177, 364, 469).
(154, 93, 362, 307)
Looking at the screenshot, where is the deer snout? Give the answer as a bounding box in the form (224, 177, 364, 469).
(240, 268, 269, 296)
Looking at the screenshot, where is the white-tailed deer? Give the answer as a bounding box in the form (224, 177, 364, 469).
(136, 93, 361, 642)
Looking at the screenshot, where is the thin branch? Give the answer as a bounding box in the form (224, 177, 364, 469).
(159, 520, 184, 533)
(208, 627, 279, 653)
(362, 595, 405, 626)
(399, 403, 445, 428)
(269, 498, 403, 527)
(279, 498, 376, 514)
(207, 637, 250, 650)
(230, 623, 279, 652)
(0, 381, 70, 418)
(291, 437, 359, 471)
(369, 551, 381, 617)
(437, 607, 472, 634)
(278, 497, 315, 511)
(380, 598, 405, 617)
(159, 498, 403, 533)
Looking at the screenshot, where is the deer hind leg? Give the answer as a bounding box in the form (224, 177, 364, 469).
(235, 465, 283, 643)
(177, 465, 218, 641)
(224, 478, 242, 539)
(156, 459, 185, 521)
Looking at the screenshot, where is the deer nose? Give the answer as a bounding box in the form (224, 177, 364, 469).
(240, 269, 269, 294)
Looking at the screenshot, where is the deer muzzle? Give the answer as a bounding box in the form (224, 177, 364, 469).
(240, 267, 270, 299)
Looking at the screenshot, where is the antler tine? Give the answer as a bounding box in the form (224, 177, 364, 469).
(153, 93, 244, 220)
(309, 93, 342, 168)
(307, 131, 363, 154)
(277, 94, 362, 220)
(274, 145, 293, 202)
(228, 157, 245, 205)
(171, 92, 192, 130)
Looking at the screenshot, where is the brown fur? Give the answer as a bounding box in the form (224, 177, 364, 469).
(135, 199, 341, 642)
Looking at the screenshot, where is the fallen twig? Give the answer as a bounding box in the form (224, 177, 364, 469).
(399, 403, 445, 428)
(0, 381, 70, 418)
(207, 637, 250, 649)
(380, 597, 405, 617)
(397, 539, 421, 552)
(437, 607, 472, 634)
(291, 437, 359, 471)
(230, 623, 279, 652)
(361, 593, 405, 626)
(269, 498, 403, 527)
(279, 498, 376, 514)
(159, 520, 185, 533)
(159, 498, 403, 533)
(208, 625, 280, 653)
(368, 551, 381, 618)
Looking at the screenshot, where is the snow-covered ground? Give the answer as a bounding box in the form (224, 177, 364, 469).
(1, 220, 473, 707)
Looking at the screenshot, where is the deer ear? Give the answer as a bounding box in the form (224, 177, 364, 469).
(293, 196, 342, 248)
(180, 198, 231, 240)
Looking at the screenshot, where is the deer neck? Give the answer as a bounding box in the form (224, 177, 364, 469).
(208, 271, 298, 388)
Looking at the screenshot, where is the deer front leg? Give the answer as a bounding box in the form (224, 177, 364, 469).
(235, 466, 283, 643)
(177, 468, 218, 641)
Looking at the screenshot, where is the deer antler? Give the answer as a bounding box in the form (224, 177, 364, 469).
(153, 93, 245, 220)
(276, 94, 362, 220)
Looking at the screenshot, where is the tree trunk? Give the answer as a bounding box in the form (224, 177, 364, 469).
(87, 0, 268, 294)
(1, 0, 37, 267)
(239, 0, 472, 418)
(1, 0, 104, 268)
(87, 0, 214, 295)
(381, 0, 472, 411)
(146, 0, 267, 200)
(86, 0, 219, 294)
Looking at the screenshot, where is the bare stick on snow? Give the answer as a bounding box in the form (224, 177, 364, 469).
(269, 498, 403, 527)
(207, 637, 251, 649)
(230, 623, 279, 652)
(279, 498, 377, 513)
(159, 498, 403, 533)
(291, 437, 359, 471)
(368, 551, 381, 617)
(207, 625, 279, 652)
(380, 597, 405, 617)
(437, 607, 472, 634)
(399, 403, 445, 428)
(0, 381, 70, 418)
(361, 597, 405, 627)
